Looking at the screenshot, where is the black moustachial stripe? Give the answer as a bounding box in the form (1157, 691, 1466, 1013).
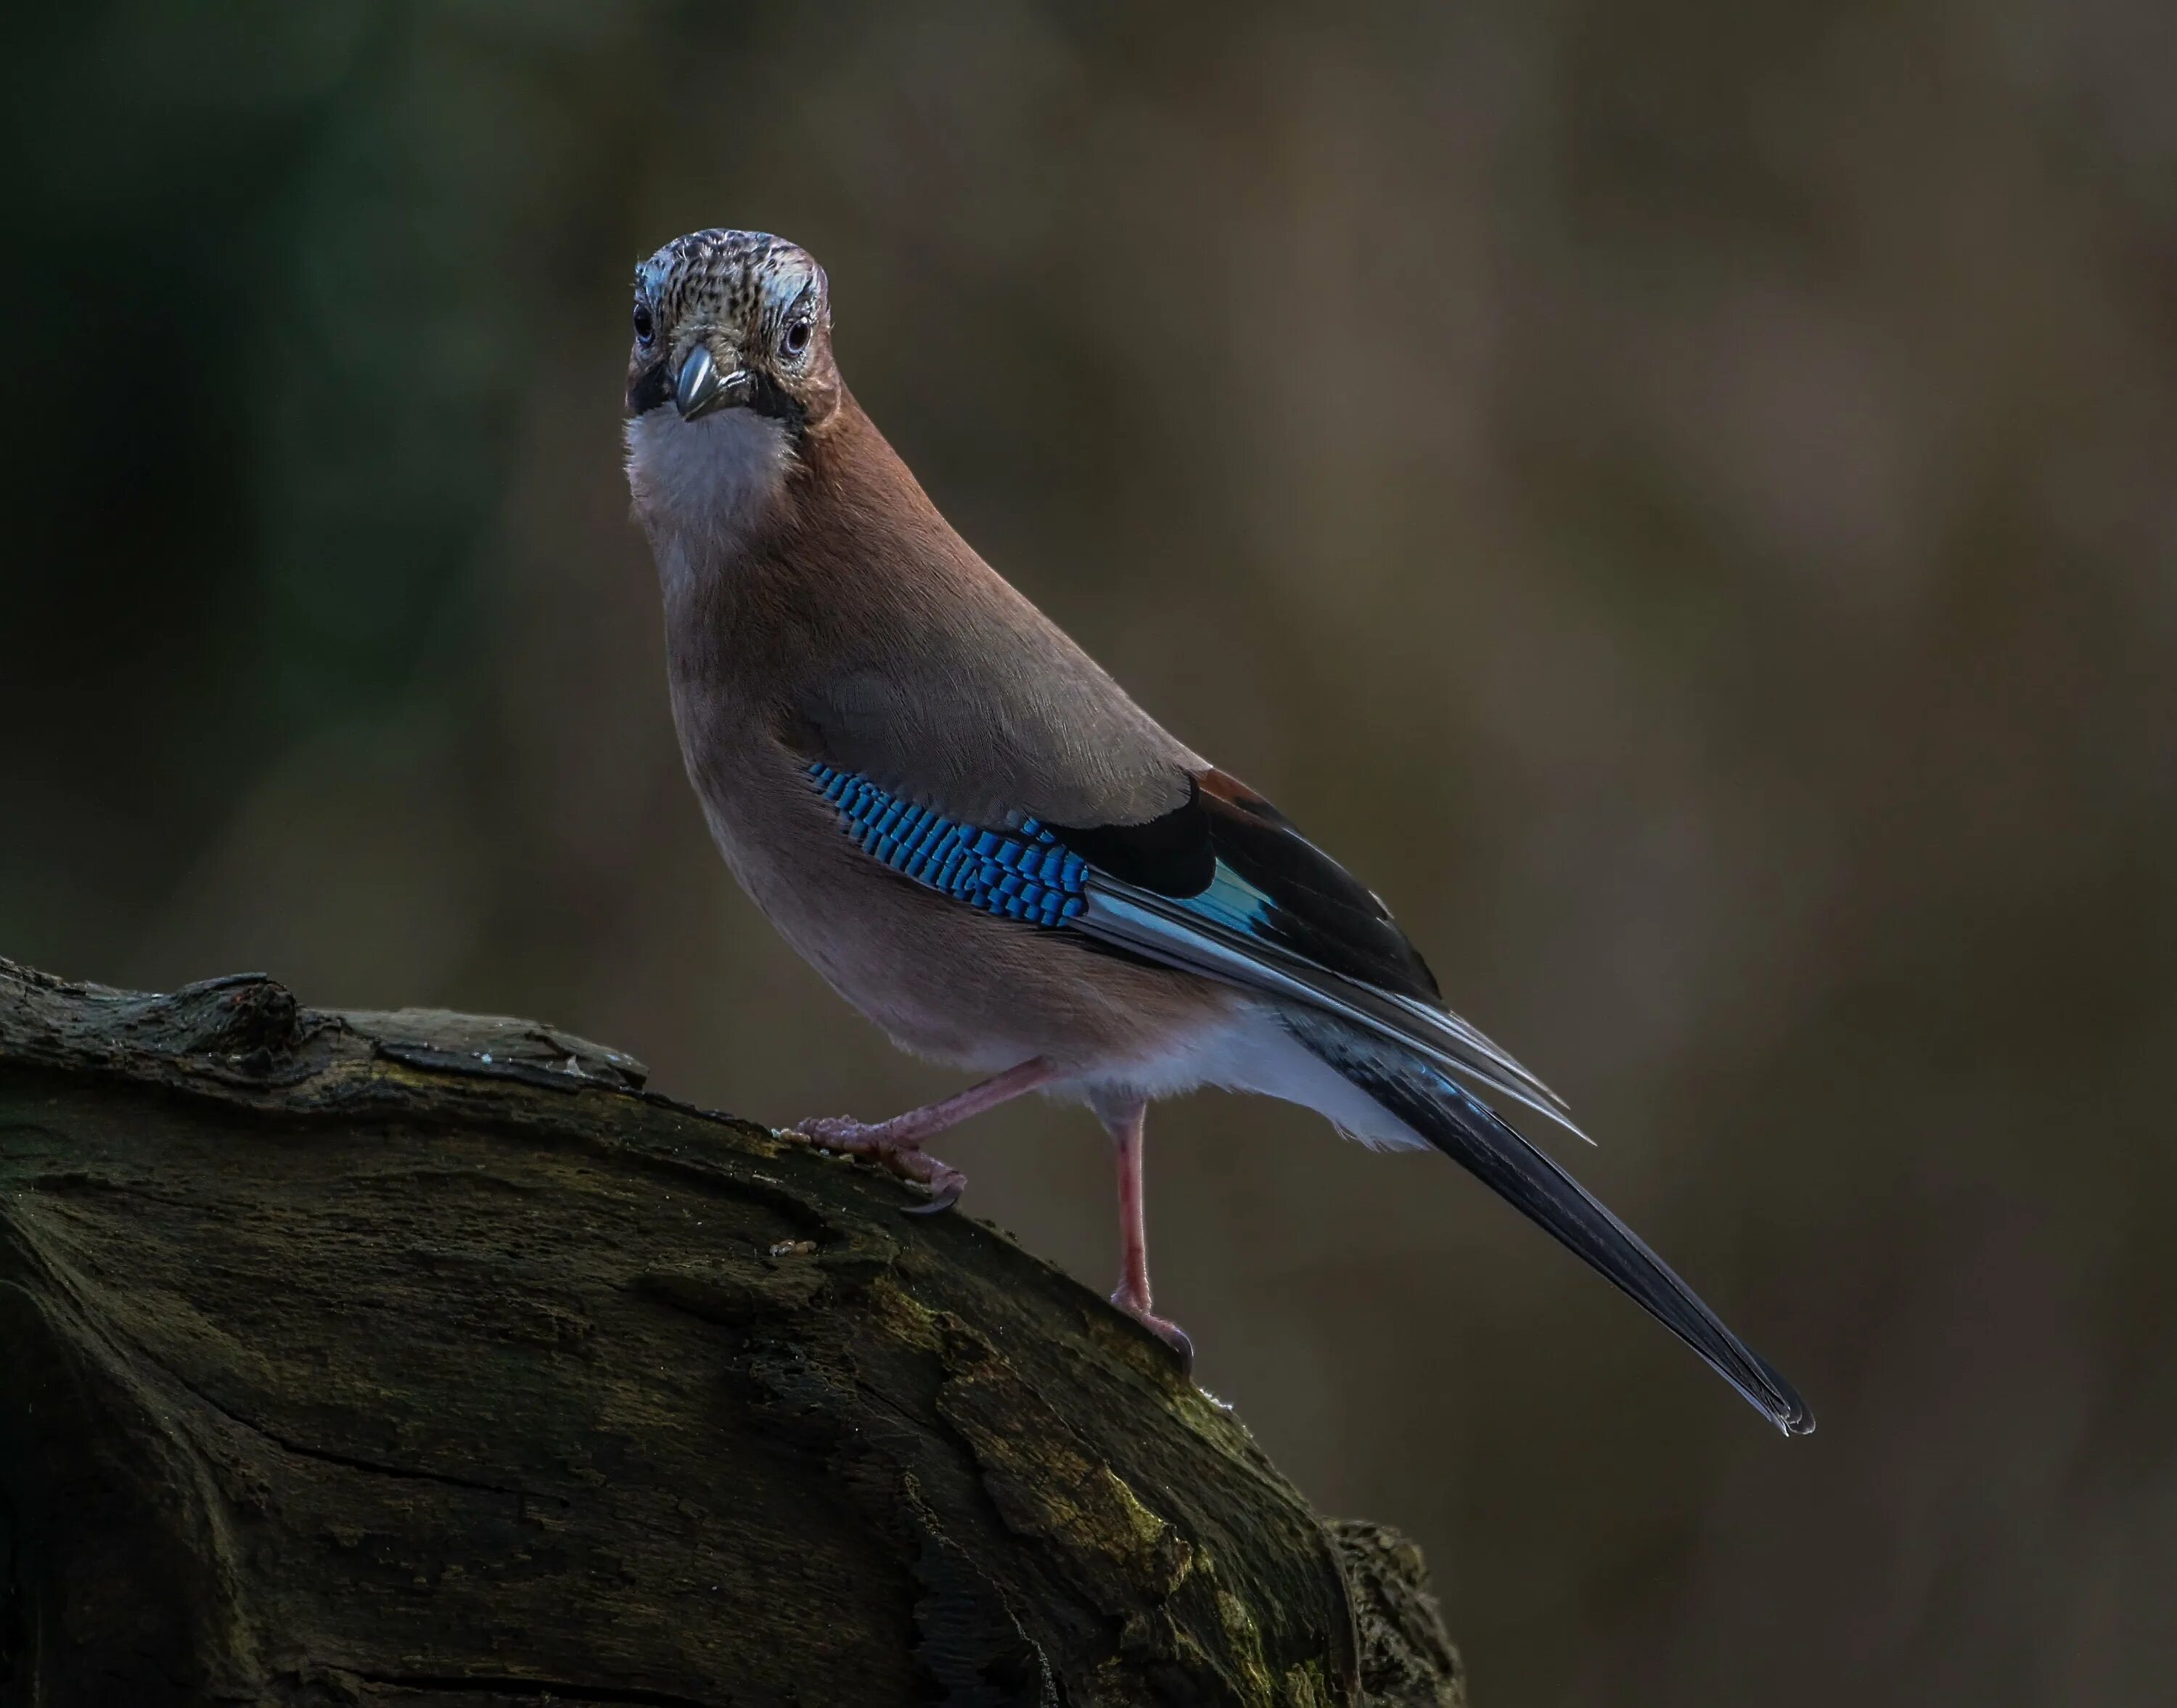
(626, 357, 673, 416)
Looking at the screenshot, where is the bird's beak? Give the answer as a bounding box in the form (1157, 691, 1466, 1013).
(675, 345, 752, 421)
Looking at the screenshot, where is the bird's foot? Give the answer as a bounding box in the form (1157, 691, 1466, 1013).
(790, 1114, 967, 1215)
(1110, 1287, 1195, 1374)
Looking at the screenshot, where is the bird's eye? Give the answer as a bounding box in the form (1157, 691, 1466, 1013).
(633, 301, 655, 345)
(782, 318, 811, 358)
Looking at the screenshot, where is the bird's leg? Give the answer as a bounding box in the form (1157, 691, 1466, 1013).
(792, 1056, 1057, 1214)
(1102, 1098, 1194, 1371)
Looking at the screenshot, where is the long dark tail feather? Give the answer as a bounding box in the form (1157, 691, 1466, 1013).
(1284, 1009, 1814, 1437)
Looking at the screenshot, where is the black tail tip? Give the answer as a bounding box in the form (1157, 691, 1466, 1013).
(1755, 1360, 1816, 1437)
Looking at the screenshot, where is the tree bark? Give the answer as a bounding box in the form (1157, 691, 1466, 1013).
(0, 957, 1464, 1707)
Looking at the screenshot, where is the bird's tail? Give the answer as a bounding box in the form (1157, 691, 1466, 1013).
(1281, 1007, 1813, 1436)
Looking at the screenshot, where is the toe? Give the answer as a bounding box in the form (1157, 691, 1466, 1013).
(792, 1115, 877, 1151)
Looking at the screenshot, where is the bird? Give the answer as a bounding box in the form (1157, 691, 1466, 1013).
(620, 226, 1813, 1436)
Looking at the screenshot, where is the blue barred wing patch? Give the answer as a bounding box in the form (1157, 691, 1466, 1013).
(808, 763, 1088, 928)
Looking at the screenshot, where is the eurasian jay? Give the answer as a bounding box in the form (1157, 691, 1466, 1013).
(621, 228, 1811, 1435)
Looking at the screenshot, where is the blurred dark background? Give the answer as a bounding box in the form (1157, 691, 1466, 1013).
(6, 2, 2174, 1701)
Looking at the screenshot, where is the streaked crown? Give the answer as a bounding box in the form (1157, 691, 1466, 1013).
(637, 229, 813, 332)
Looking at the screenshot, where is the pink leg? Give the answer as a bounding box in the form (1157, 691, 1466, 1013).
(1104, 1099, 1194, 1370)
(793, 1057, 1058, 1213)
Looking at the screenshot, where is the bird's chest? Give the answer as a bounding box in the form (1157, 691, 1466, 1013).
(657, 654, 953, 1032)
(660, 640, 815, 900)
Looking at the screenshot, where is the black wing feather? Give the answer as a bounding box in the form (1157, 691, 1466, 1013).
(1051, 770, 1442, 1001)
(1051, 768, 1578, 1128)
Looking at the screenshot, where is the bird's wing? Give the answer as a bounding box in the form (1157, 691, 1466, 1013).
(800, 755, 1578, 1137)
(784, 547, 1565, 1125)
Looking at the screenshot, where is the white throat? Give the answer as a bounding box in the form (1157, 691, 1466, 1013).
(623, 406, 792, 588)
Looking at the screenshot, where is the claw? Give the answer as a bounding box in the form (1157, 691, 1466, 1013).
(1111, 1290, 1194, 1375)
(903, 1180, 962, 1216)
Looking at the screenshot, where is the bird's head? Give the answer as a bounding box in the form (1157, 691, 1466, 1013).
(623, 229, 841, 436)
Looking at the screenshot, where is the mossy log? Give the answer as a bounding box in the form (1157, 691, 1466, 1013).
(0, 957, 1463, 1707)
